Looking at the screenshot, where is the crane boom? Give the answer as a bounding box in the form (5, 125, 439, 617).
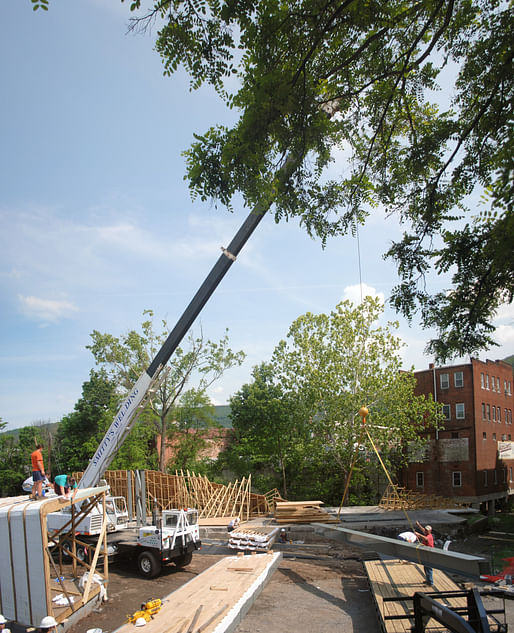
(79, 206, 267, 489)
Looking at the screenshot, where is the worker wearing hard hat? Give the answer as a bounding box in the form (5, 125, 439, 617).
(37, 615, 58, 632)
(0, 614, 12, 633)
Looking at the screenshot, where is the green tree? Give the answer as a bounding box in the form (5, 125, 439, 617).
(55, 370, 123, 473)
(87, 310, 245, 471)
(271, 297, 443, 502)
(0, 418, 24, 496)
(227, 363, 310, 498)
(124, 0, 512, 361)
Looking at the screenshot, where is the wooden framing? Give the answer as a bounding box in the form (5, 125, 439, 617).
(0, 487, 109, 628)
(75, 470, 279, 520)
(379, 484, 467, 511)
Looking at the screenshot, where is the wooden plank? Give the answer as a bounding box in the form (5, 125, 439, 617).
(365, 559, 468, 633)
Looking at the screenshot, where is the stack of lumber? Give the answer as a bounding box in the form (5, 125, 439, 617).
(274, 501, 339, 524)
(228, 527, 279, 551)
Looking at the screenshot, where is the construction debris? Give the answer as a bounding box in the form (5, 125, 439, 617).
(274, 501, 339, 524)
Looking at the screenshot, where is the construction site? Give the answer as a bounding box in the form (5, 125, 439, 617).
(1, 467, 514, 633)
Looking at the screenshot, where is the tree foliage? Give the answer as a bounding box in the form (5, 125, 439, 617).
(227, 363, 310, 497)
(54, 369, 154, 473)
(271, 297, 443, 499)
(124, 0, 513, 360)
(87, 310, 245, 471)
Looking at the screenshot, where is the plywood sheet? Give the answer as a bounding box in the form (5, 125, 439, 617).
(114, 552, 282, 633)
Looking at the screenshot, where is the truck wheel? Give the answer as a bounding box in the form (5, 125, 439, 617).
(137, 550, 162, 578)
(175, 551, 193, 567)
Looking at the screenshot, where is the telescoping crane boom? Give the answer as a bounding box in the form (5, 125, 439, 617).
(78, 205, 268, 490)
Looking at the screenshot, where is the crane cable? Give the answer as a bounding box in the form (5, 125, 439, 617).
(339, 406, 426, 565)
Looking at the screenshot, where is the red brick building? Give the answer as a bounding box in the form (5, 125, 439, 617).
(402, 358, 514, 512)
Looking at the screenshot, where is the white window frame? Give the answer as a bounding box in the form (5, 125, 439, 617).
(454, 371, 464, 388)
(486, 374, 490, 390)
(483, 432, 487, 440)
(440, 373, 449, 389)
(496, 377, 500, 392)
(442, 404, 451, 421)
(452, 471, 462, 488)
(456, 403, 465, 419)
(487, 404, 490, 420)
(481, 373, 485, 389)
(416, 472, 424, 488)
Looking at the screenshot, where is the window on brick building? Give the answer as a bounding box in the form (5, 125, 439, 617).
(482, 403, 486, 419)
(494, 470, 498, 485)
(493, 406, 496, 421)
(440, 373, 449, 389)
(503, 469, 507, 483)
(497, 377, 501, 392)
(486, 375, 490, 390)
(508, 382, 512, 396)
(487, 404, 490, 420)
(452, 472, 462, 487)
(481, 373, 485, 389)
(506, 409, 509, 424)
(454, 371, 464, 388)
(498, 408, 501, 422)
(502, 434, 506, 441)
(456, 403, 465, 419)
(483, 470, 488, 486)
(492, 377, 496, 392)
(416, 472, 424, 488)
(451, 432, 459, 439)
(508, 410, 513, 424)
(442, 404, 451, 420)
(483, 432, 487, 440)
(492, 433, 496, 440)
(510, 467, 513, 482)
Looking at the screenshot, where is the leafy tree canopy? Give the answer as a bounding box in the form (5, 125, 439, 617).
(88, 310, 245, 470)
(271, 297, 443, 496)
(227, 362, 311, 497)
(123, 0, 513, 361)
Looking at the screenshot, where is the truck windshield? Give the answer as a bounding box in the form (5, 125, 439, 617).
(165, 514, 178, 527)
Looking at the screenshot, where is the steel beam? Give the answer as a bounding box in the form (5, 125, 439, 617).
(313, 524, 491, 579)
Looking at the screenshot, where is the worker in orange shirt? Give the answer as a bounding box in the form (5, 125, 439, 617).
(31, 444, 46, 500)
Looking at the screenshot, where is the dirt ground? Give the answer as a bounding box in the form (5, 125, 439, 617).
(49, 536, 514, 633)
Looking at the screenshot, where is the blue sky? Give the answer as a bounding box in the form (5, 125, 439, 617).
(1, 1, 512, 430)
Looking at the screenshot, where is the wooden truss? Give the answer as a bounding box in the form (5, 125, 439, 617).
(379, 484, 467, 511)
(76, 469, 284, 520)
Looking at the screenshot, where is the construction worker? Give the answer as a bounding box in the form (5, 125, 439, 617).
(0, 613, 12, 633)
(30, 443, 46, 499)
(37, 615, 58, 632)
(414, 521, 435, 586)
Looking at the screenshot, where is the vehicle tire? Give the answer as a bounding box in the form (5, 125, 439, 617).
(76, 546, 86, 562)
(174, 551, 193, 567)
(137, 550, 162, 579)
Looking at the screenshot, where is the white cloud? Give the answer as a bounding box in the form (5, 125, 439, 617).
(494, 324, 514, 348)
(18, 295, 78, 322)
(343, 283, 385, 306)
